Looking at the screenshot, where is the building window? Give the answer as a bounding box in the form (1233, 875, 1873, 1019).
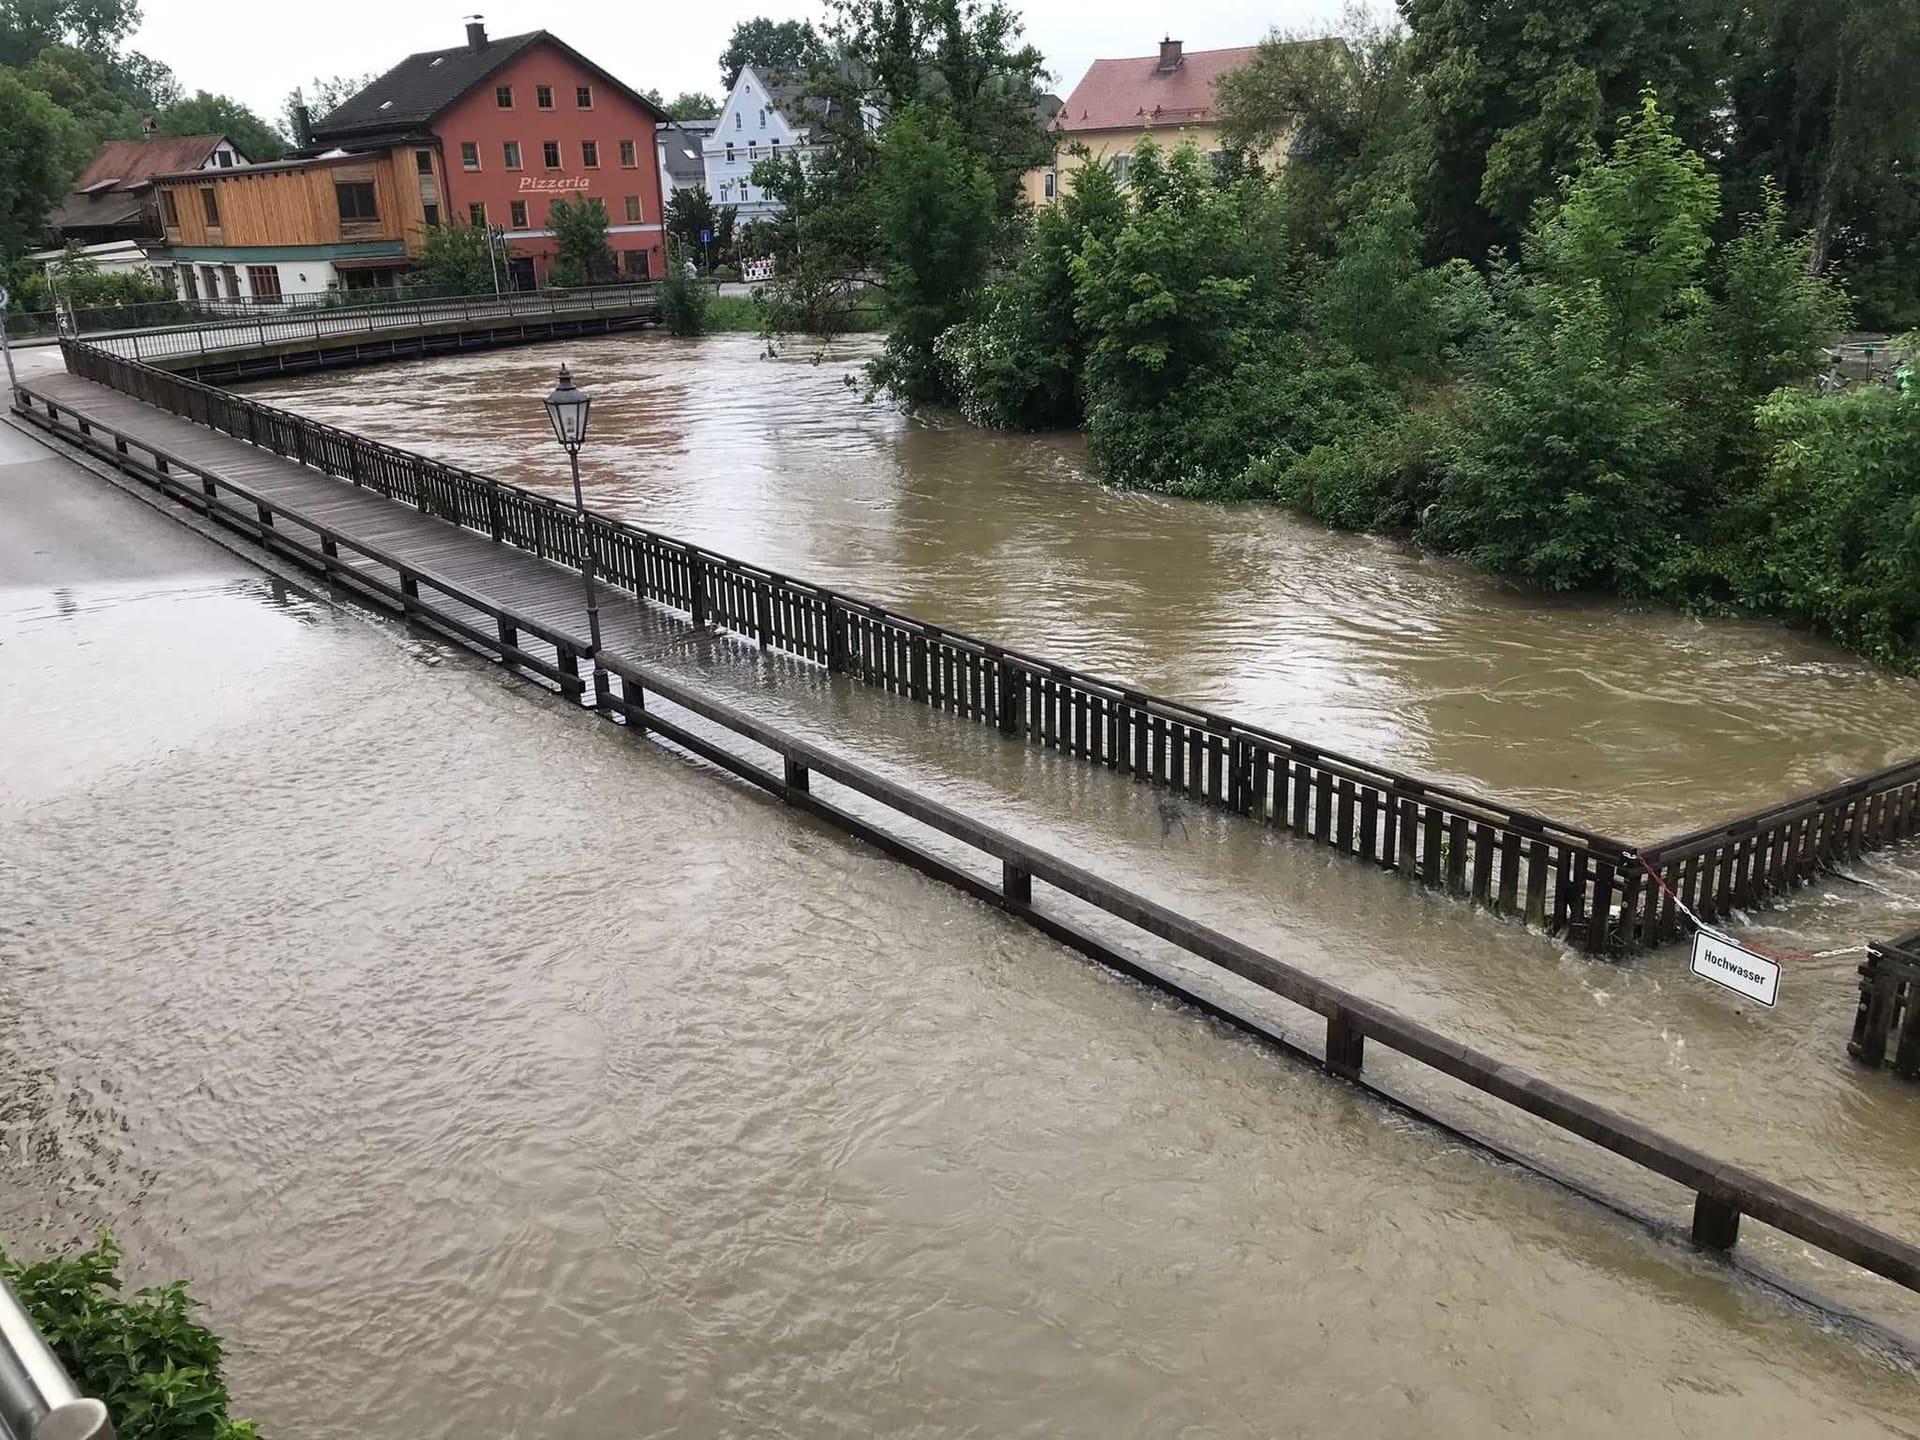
(496, 85, 513, 108)
(216, 151, 233, 167)
(200, 264, 219, 297)
(576, 85, 593, 108)
(581, 140, 599, 168)
(468, 201, 486, 225)
(624, 195, 640, 221)
(200, 187, 219, 225)
(503, 140, 522, 169)
(246, 265, 281, 301)
(160, 189, 179, 226)
(748, 142, 758, 160)
(735, 111, 742, 129)
(725, 142, 734, 164)
(460, 142, 479, 170)
(536, 84, 553, 109)
(623, 249, 647, 278)
(759, 108, 767, 128)
(221, 264, 239, 297)
(771, 137, 779, 149)
(178, 264, 196, 299)
(619, 139, 636, 167)
(423, 203, 441, 228)
(510, 199, 528, 227)
(336, 181, 379, 220)
(542, 140, 560, 168)
(415, 149, 434, 175)
(1043, 170, 1055, 200)
(1111, 153, 1133, 186)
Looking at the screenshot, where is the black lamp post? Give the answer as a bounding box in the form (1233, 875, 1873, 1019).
(543, 362, 602, 656)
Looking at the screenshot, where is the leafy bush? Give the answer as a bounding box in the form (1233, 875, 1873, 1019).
(657, 243, 710, 335)
(1, 1230, 257, 1440)
(1252, 404, 1458, 530)
(710, 266, 739, 283)
(936, 157, 1126, 430)
(1722, 386, 1920, 667)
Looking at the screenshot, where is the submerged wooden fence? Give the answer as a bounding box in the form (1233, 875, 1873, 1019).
(13, 378, 1920, 1306)
(48, 338, 1920, 959)
(1852, 931, 1920, 1081)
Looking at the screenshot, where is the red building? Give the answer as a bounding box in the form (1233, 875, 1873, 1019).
(308, 21, 668, 286)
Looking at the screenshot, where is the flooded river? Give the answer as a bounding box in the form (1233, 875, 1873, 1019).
(3, 339, 1919, 1435)
(250, 333, 1920, 841)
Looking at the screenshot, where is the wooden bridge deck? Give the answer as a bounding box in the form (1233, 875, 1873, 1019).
(29, 371, 682, 663)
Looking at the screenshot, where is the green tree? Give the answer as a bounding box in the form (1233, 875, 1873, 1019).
(410, 219, 498, 294)
(546, 191, 614, 286)
(280, 71, 374, 136)
(657, 240, 710, 334)
(664, 184, 715, 257)
(1724, 0, 1920, 327)
(1401, 0, 1734, 260)
(644, 88, 719, 121)
(719, 16, 827, 89)
(158, 91, 286, 161)
(1728, 386, 1920, 667)
(0, 0, 141, 65)
(865, 103, 997, 403)
(0, 67, 84, 256)
(1425, 95, 1724, 590)
(1216, 10, 1428, 250)
(937, 152, 1125, 429)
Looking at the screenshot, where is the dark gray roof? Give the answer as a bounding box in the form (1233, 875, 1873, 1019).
(311, 29, 667, 144)
(659, 122, 710, 186)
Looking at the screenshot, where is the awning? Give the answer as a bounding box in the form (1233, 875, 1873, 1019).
(331, 255, 412, 271)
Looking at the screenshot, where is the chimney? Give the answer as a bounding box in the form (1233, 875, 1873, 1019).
(465, 15, 487, 50)
(291, 97, 312, 149)
(1157, 37, 1183, 73)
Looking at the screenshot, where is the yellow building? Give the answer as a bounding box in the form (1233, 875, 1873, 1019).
(1025, 38, 1258, 207)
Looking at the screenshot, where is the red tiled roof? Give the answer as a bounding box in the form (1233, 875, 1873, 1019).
(73, 136, 228, 192)
(1056, 46, 1257, 133)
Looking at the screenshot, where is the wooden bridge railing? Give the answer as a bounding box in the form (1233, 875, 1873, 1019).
(1629, 761, 1920, 950)
(1852, 931, 1920, 1080)
(16, 377, 1920, 1305)
(57, 337, 1641, 953)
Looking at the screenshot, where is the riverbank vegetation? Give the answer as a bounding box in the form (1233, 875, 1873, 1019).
(1, 1230, 256, 1439)
(750, 0, 1920, 671)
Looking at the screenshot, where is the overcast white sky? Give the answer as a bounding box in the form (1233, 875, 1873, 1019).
(129, 0, 1358, 124)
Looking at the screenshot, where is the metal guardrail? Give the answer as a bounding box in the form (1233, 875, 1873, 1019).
(15, 377, 1920, 1307)
(86, 284, 660, 366)
(0, 1277, 111, 1440)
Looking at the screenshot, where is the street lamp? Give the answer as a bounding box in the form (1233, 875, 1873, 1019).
(543, 362, 602, 657)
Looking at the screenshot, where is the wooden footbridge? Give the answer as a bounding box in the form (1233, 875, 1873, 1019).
(11, 338, 1920, 1326)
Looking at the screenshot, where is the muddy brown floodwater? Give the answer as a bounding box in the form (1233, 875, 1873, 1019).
(1, 339, 1916, 1438)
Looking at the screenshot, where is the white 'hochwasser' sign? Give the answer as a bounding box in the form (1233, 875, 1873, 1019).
(1690, 930, 1781, 1007)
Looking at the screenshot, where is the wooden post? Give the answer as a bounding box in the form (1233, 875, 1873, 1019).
(997, 656, 1023, 736)
(783, 756, 810, 793)
(591, 665, 609, 711)
(826, 597, 846, 672)
(688, 552, 708, 628)
(1692, 1194, 1741, 1251)
(496, 617, 518, 662)
(755, 579, 772, 649)
(1003, 861, 1032, 907)
(1325, 1010, 1364, 1078)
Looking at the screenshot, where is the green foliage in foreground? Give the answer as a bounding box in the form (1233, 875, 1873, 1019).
(657, 243, 710, 336)
(1, 1230, 258, 1440)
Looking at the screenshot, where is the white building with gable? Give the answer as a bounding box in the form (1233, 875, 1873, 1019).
(701, 65, 812, 222)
